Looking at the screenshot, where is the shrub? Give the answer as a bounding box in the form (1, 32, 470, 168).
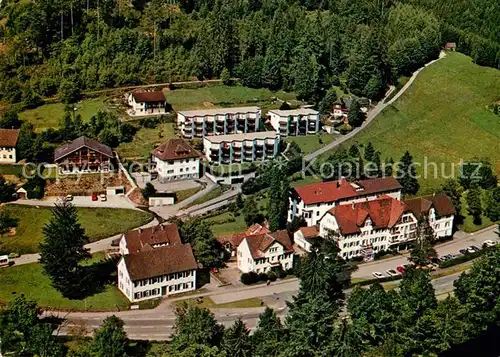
(267, 270, 278, 281)
(258, 272, 268, 282)
(240, 271, 259, 285)
(338, 123, 353, 134)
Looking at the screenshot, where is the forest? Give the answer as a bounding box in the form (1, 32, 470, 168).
(0, 0, 498, 109)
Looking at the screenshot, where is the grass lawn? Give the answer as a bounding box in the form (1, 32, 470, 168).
(205, 211, 247, 236)
(116, 123, 176, 160)
(185, 186, 223, 208)
(0, 164, 24, 176)
(290, 175, 321, 187)
(19, 98, 108, 132)
(286, 132, 337, 154)
(174, 296, 263, 309)
(0, 205, 153, 255)
(175, 187, 203, 203)
(165, 85, 297, 112)
(460, 191, 495, 233)
(0, 259, 129, 311)
(337, 52, 500, 194)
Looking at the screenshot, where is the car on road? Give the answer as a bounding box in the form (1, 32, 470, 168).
(467, 245, 480, 253)
(64, 194, 73, 202)
(100, 194, 107, 202)
(91, 194, 98, 201)
(372, 272, 385, 279)
(386, 269, 399, 277)
(459, 249, 468, 255)
(396, 265, 406, 274)
(483, 240, 497, 248)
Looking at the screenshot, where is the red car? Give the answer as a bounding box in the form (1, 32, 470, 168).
(396, 266, 406, 274)
(91, 194, 98, 201)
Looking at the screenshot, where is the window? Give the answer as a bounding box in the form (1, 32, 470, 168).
(180, 168, 184, 172)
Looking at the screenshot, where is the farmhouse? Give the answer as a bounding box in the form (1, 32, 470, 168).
(127, 90, 167, 116)
(177, 107, 261, 138)
(288, 177, 402, 226)
(54, 136, 114, 173)
(118, 223, 182, 255)
(237, 230, 294, 273)
(117, 244, 197, 302)
(203, 131, 280, 165)
(0, 129, 20, 163)
(268, 108, 320, 136)
(151, 139, 201, 182)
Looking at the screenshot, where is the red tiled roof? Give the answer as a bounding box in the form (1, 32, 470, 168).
(326, 196, 409, 235)
(0, 129, 19, 147)
(132, 91, 166, 103)
(152, 139, 201, 161)
(123, 244, 197, 281)
(243, 230, 294, 260)
(299, 226, 319, 239)
(217, 223, 270, 249)
(123, 224, 182, 254)
(405, 194, 456, 220)
(444, 42, 456, 49)
(293, 177, 402, 205)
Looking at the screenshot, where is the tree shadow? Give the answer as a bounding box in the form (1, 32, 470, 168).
(70, 257, 119, 300)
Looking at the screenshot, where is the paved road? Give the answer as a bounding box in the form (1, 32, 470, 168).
(353, 225, 497, 278)
(10, 195, 138, 210)
(305, 52, 446, 162)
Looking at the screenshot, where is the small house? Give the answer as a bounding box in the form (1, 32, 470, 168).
(0, 129, 20, 163)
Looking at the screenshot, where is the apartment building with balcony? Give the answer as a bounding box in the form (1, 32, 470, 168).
(177, 107, 261, 138)
(203, 131, 280, 165)
(268, 108, 320, 136)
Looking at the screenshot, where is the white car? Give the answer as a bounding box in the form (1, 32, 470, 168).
(372, 272, 385, 279)
(483, 240, 496, 247)
(65, 194, 73, 202)
(386, 269, 399, 277)
(100, 194, 107, 202)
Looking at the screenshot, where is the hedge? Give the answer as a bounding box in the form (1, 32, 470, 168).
(438, 246, 496, 269)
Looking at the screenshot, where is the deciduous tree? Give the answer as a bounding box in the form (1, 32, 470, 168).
(89, 315, 128, 357)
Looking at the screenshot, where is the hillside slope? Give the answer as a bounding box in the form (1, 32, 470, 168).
(345, 52, 500, 193)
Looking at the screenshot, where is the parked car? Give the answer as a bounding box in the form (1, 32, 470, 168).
(91, 194, 98, 201)
(396, 266, 406, 274)
(467, 245, 480, 253)
(386, 269, 399, 277)
(0, 255, 9, 267)
(372, 272, 385, 279)
(64, 194, 73, 202)
(483, 240, 497, 248)
(100, 194, 107, 202)
(459, 249, 468, 255)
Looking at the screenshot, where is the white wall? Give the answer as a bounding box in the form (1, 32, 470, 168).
(294, 230, 313, 252)
(153, 156, 200, 181)
(118, 257, 197, 303)
(429, 208, 454, 237)
(0, 147, 16, 163)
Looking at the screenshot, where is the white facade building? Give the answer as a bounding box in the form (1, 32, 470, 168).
(127, 90, 167, 117)
(288, 177, 403, 227)
(203, 131, 280, 165)
(117, 244, 197, 302)
(177, 107, 261, 138)
(0, 129, 19, 163)
(405, 194, 455, 238)
(151, 139, 201, 182)
(268, 108, 320, 136)
(237, 230, 294, 273)
(293, 226, 320, 252)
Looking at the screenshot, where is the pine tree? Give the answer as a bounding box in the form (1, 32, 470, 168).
(409, 218, 437, 266)
(466, 186, 483, 225)
(397, 151, 419, 195)
(252, 308, 283, 357)
(384, 157, 395, 177)
(348, 99, 365, 127)
(267, 164, 289, 231)
(221, 318, 253, 357)
(364, 142, 375, 162)
(39, 201, 91, 299)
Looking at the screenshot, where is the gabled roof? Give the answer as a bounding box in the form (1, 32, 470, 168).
(54, 136, 114, 161)
(123, 224, 182, 254)
(123, 244, 197, 281)
(132, 91, 166, 103)
(0, 129, 20, 147)
(293, 177, 402, 205)
(217, 223, 270, 249)
(152, 139, 201, 161)
(325, 196, 410, 235)
(242, 230, 294, 260)
(298, 226, 320, 240)
(404, 194, 456, 220)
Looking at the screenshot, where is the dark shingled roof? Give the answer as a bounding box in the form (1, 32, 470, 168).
(123, 244, 197, 281)
(151, 139, 201, 161)
(243, 230, 294, 260)
(132, 91, 166, 103)
(0, 129, 20, 147)
(123, 224, 182, 254)
(405, 194, 456, 220)
(54, 136, 114, 161)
